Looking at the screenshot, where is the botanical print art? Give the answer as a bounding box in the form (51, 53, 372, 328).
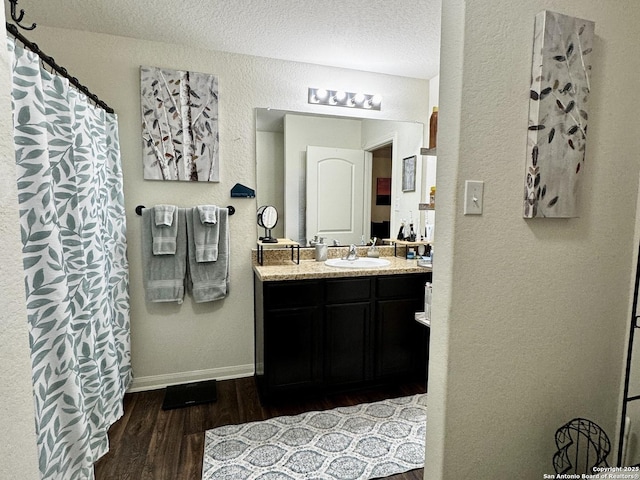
(524, 11, 594, 218)
(141, 66, 219, 181)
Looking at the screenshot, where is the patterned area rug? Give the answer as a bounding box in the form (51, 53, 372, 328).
(202, 394, 427, 480)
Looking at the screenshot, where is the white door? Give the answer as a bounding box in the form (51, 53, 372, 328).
(306, 146, 366, 246)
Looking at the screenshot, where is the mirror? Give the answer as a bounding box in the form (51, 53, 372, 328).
(257, 205, 278, 243)
(256, 108, 426, 246)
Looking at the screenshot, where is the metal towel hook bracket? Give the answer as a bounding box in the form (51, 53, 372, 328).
(9, 0, 36, 30)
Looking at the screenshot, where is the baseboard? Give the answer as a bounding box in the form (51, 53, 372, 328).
(127, 364, 254, 393)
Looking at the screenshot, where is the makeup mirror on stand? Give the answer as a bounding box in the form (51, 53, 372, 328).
(257, 205, 278, 243)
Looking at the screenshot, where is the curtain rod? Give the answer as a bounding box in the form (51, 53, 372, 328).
(5, 22, 115, 114)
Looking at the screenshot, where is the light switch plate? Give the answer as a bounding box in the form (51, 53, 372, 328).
(464, 180, 484, 215)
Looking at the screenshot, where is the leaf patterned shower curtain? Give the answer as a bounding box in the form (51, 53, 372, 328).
(8, 38, 131, 480)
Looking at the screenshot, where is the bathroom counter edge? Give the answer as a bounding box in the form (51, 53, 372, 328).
(253, 257, 432, 282)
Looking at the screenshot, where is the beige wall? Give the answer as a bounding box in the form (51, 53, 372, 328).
(427, 1, 640, 478)
(25, 26, 430, 391)
(256, 130, 285, 238)
(0, 8, 40, 478)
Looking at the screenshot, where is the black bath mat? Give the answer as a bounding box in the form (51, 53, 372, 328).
(162, 379, 217, 410)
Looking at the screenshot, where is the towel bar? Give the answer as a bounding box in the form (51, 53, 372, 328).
(135, 205, 235, 216)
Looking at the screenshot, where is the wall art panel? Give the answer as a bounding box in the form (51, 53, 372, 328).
(141, 66, 219, 182)
(524, 11, 594, 218)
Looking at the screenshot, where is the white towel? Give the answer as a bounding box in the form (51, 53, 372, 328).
(155, 204, 176, 226)
(151, 205, 178, 255)
(192, 205, 220, 262)
(142, 208, 187, 303)
(197, 205, 218, 224)
(186, 207, 229, 302)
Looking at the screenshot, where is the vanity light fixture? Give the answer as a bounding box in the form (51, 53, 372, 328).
(308, 88, 382, 111)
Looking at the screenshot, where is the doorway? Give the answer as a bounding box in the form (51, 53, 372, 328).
(370, 144, 393, 240)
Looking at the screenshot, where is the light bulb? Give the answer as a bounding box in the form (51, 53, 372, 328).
(315, 88, 329, 102)
(334, 90, 347, 103)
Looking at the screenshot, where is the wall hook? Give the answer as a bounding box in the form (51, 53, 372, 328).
(9, 0, 37, 30)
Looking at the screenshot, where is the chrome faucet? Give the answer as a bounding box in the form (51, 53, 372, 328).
(344, 244, 359, 261)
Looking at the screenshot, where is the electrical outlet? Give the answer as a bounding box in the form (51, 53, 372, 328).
(464, 180, 484, 215)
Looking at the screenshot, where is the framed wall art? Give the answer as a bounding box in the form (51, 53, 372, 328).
(402, 156, 416, 192)
(523, 11, 595, 218)
(140, 65, 220, 182)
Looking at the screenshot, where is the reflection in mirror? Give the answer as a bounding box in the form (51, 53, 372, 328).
(255, 109, 425, 246)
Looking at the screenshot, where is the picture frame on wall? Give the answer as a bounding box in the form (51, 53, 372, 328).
(402, 156, 416, 192)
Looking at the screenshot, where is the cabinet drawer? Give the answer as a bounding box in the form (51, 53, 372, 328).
(264, 280, 322, 309)
(326, 278, 371, 303)
(376, 274, 429, 299)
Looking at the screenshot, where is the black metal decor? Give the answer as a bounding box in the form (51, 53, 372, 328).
(5, 0, 114, 114)
(618, 242, 640, 465)
(8, 0, 35, 30)
(554, 418, 611, 474)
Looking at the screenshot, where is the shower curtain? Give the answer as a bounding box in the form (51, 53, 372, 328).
(8, 38, 131, 480)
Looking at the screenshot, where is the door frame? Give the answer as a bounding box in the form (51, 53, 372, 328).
(363, 132, 398, 240)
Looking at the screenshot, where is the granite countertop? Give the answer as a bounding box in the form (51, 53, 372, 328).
(253, 256, 432, 282)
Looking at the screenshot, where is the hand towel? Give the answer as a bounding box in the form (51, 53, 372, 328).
(155, 204, 176, 226)
(192, 205, 220, 262)
(186, 207, 229, 303)
(142, 207, 187, 303)
(197, 205, 217, 225)
(151, 205, 178, 255)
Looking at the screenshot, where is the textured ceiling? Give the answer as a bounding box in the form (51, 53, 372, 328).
(12, 0, 441, 80)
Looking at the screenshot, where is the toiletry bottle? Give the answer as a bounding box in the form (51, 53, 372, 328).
(315, 241, 328, 262)
(409, 223, 416, 242)
(430, 186, 436, 207)
(397, 220, 405, 240)
(429, 107, 438, 149)
(424, 282, 432, 322)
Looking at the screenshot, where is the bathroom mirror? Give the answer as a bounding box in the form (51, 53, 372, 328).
(255, 108, 425, 246)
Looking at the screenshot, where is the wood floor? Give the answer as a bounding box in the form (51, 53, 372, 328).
(95, 376, 426, 480)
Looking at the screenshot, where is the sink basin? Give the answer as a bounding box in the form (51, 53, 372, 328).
(324, 258, 391, 269)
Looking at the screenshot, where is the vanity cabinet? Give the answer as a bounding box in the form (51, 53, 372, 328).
(254, 279, 322, 395)
(254, 272, 431, 403)
(375, 275, 429, 379)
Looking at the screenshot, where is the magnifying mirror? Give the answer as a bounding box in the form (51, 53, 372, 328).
(257, 205, 278, 243)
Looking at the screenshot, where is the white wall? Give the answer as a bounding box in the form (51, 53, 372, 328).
(25, 26, 430, 390)
(427, 1, 640, 478)
(0, 7, 40, 477)
(256, 130, 285, 238)
(423, 74, 439, 231)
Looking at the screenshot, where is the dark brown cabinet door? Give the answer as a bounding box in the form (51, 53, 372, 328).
(265, 306, 322, 390)
(324, 302, 371, 387)
(375, 298, 425, 379)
